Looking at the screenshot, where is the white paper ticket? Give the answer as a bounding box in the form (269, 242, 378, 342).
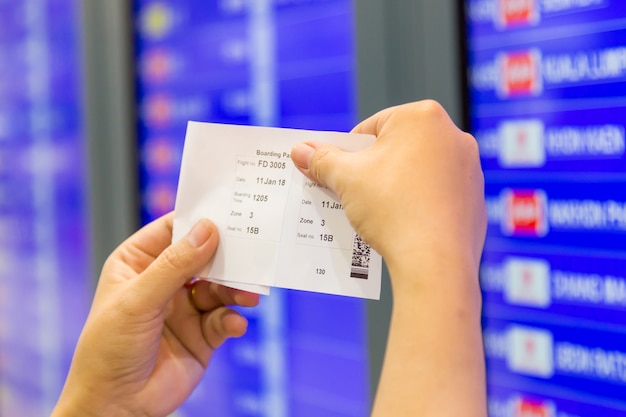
(172, 122, 382, 300)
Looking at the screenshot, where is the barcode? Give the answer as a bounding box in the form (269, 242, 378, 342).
(350, 235, 370, 279)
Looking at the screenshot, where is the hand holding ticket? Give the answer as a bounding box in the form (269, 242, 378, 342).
(172, 122, 382, 299)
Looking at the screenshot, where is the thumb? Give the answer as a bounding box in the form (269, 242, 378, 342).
(136, 219, 219, 309)
(291, 141, 348, 193)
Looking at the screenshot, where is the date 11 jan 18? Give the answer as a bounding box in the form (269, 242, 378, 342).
(256, 177, 286, 186)
(321, 201, 342, 209)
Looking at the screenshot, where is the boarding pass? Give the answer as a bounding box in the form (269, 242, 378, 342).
(172, 122, 382, 299)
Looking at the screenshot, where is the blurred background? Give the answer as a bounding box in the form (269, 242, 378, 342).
(1, 1, 626, 416)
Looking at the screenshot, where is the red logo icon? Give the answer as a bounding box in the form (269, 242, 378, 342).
(146, 183, 176, 217)
(498, 50, 542, 97)
(503, 257, 551, 307)
(142, 49, 175, 83)
(497, 0, 540, 28)
(144, 95, 173, 127)
(498, 119, 545, 167)
(507, 326, 554, 378)
(513, 396, 555, 417)
(502, 189, 549, 237)
(143, 139, 179, 173)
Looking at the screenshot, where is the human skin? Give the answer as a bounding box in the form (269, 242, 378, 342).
(51, 214, 260, 417)
(291, 100, 488, 417)
(52, 100, 486, 417)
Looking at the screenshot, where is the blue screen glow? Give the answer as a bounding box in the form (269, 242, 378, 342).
(465, 1, 626, 415)
(133, 1, 368, 416)
(0, 1, 91, 416)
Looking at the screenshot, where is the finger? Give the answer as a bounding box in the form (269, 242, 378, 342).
(350, 104, 401, 136)
(134, 218, 219, 309)
(109, 212, 176, 274)
(190, 280, 260, 311)
(201, 307, 249, 351)
(351, 100, 451, 138)
(290, 141, 349, 193)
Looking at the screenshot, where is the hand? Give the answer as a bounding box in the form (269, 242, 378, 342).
(291, 101, 487, 417)
(291, 100, 486, 286)
(52, 213, 260, 417)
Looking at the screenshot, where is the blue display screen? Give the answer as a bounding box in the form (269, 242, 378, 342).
(133, 1, 368, 416)
(465, 1, 626, 415)
(0, 1, 91, 416)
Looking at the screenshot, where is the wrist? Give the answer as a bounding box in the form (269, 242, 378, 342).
(384, 248, 483, 314)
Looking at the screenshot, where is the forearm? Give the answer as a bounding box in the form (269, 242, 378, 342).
(371, 261, 487, 417)
(51, 371, 138, 417)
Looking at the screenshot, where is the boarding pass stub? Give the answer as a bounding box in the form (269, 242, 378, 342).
(172, 122, 382, 300)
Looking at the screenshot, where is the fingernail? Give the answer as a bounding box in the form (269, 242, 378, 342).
(291, 143, 315, 169)
(186, 220, 213, 248)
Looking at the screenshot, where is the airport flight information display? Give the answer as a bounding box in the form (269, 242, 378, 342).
(465, 1, 626, 415)
(0, 1, 91, 416)
(133, 1, 368, 416)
